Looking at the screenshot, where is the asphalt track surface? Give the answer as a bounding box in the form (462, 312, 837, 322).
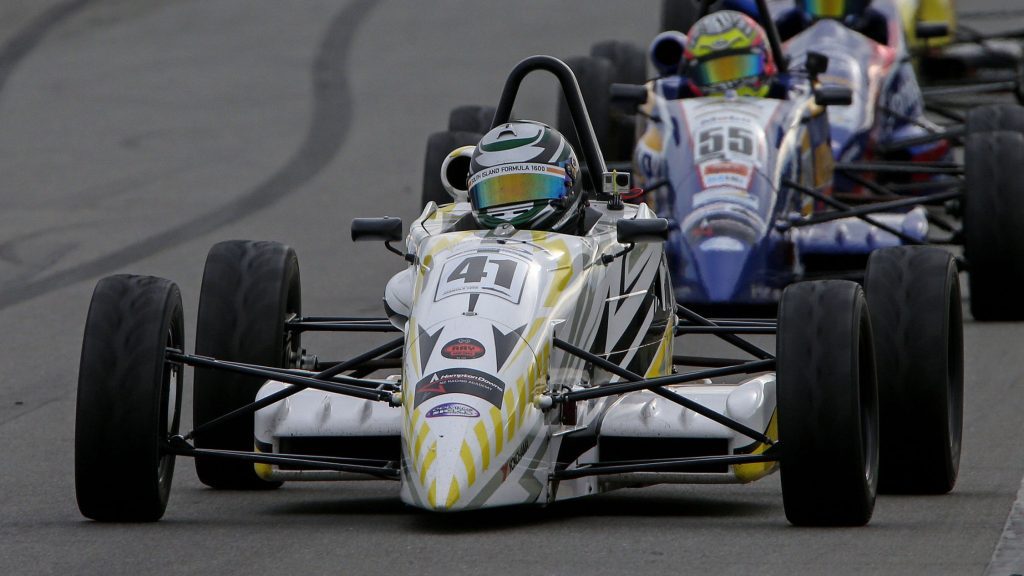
(2, 1, 1024, 575)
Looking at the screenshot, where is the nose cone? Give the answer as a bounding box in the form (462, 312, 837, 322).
(402, 407, 484, 512)
(691, 237, 753, 303)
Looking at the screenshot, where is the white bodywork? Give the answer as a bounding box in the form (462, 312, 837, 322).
(253, 201, 778, 510)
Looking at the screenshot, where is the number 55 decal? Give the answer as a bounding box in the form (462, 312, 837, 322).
(698, 126, 755, 158)
(435, 253, 529, 303)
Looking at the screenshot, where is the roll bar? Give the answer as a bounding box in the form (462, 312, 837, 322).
(490, 55, 608, 198)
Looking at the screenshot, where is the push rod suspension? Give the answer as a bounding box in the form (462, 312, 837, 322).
(783, 179, 925, 245)
(552, 453, 778, 480)
(551, 338, 775, 445)
(675, 305, 775, 360)
(164, 438, 400, 479)
(834, 161, 964, 175)
(181, 337, 404, 440)
(792, 189, 962, 228)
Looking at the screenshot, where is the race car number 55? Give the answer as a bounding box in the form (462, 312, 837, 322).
(435, 252, 529, 303)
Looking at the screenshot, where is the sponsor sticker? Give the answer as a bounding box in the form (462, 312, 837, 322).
(441, 338, 486, 360)
(425, 402, 480, 419)
(414, 368, 506, 408)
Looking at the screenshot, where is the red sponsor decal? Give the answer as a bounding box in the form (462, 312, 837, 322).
(441, 338, 486, 360)
(704, 162, 750, 177)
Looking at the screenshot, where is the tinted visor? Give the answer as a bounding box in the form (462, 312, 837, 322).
(468, 167, 568, 210)
(802, 0, 855, 18)
(691, 53, 764, 87)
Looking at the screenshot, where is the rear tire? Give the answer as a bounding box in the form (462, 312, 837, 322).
(557, 56, 613, 167)
(193, 240, 300, 489)
(422, 130, 481, 207)
(76, 275, 184, 521)
(965, 104, 1024, 135)
(963, 131, 1024, 320)
(448, 105, 496, 135)
(865, 246, 963, 494)
(777, 280, 878, 526)
(591, 41, 646, 162)
(661, 0, 721, 33)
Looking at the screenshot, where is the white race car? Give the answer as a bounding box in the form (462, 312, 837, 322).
(74, 56, 962, 526)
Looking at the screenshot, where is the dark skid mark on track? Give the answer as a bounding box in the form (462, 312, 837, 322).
(0, 0, 377, 311)
(0, 0, 94, 97)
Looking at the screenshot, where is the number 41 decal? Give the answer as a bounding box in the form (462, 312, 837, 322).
(435, 253, 529, 304)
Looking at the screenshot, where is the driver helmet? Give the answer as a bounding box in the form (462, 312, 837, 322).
(685, 10, 777, 98)
(796, 0, 871, 20)
(467, 121, 581, 231)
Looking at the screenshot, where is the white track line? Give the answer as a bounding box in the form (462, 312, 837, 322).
(986, 476, 1024, 576)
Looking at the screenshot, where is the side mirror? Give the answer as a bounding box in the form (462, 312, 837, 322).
(617, 218, 670, 244)
(610, 83, 648, 109)
(916, 21, 950, 40)
(815, 85, 853, 107)
(805, 51, 829, 81)
(351, 217, 403, 243)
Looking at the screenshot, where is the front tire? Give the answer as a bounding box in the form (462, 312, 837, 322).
(75, 275, 184, 521)
(193, 240, 300, 489)
(865, 246, 963, 494)
(777, 280, 878, 526)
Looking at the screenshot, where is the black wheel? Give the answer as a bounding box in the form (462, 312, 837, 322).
(661, 0, 720, 33)
(965, 104, 1024, 135)
(193, 240, 300, 489)
(448, 105, 496, 135)
(864, 246, 963, 494)
(557, 56, 614, 166)
(964, 131, 1024, 320)
(777, 280, 878, 526)
(75, 275, 184, 521)
(591, 41, 647, 162)
(591, 40, 646, 85)
(422, 130, 481, 207)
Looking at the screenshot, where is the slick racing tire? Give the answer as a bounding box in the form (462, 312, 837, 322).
(964, 131, 1024, 320)
(661, 0, 722, 33)
(865, 246, 963, 494)
(965, 104, 1024, 135)
(448, 105, 496, 135)
(422, 130, 481, 207)
(76, 275, 184, 522)
(591, 40, 646, 163)
(193, 240, 301, 489)
(557, 56, 614, 166)
(777, 280, 878, 527)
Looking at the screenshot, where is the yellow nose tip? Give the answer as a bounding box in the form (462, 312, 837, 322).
(427, 476, 462, 511)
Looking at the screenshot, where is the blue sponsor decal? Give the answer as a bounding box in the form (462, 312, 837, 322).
(425, 402, 481, 419)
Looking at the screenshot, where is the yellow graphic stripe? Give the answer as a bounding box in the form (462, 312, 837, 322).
(446, 477, 461, 509)
(504, 385, 518, 443)
(543, 238, 573, 307)
(473, 421, 491, 469)
(460, 440, 476, 486)
(407, 317, 419, 380)
(414, 418, 430, 463)
(489, 407, 504, 455)
(427, 478, 438, 508)
(734, 410, 779, 483)
(419, 441, 437, 485)
(645, 320, 675, 378)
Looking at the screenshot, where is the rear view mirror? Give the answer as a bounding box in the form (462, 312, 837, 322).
(805, 51, 829, 80)
(815, 85, 853, 107)
(351, 217, 403, 243)
(916, 21, 950, 40)
(611, 83, 648, 109)
(617, 218, 670, 244)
